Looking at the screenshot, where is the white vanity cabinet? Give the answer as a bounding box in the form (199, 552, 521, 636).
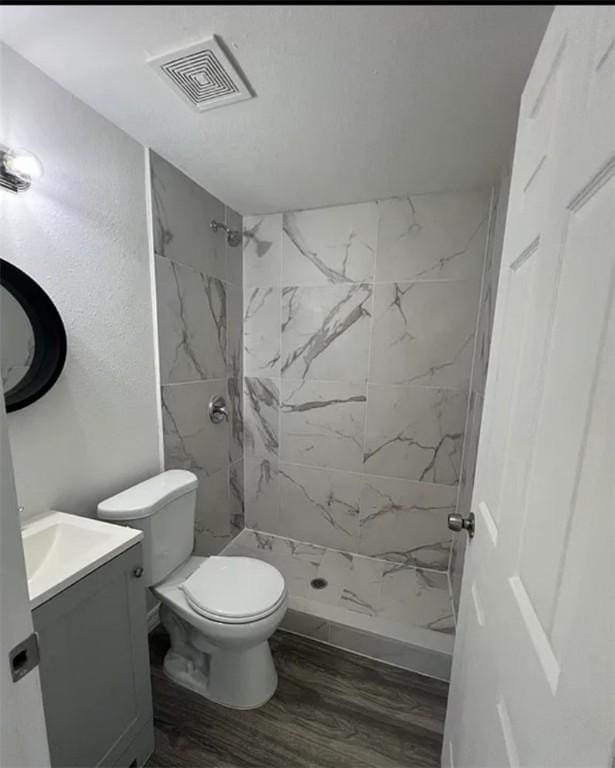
(32, 543, 154, 768)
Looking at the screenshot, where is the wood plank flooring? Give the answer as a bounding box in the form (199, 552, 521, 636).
(146, 628, 449, 768)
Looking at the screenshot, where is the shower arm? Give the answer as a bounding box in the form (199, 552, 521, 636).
(210, 219, 242, 246)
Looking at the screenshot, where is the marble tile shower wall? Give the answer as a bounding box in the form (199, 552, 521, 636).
(150, 151, 244, 556)
(449, 163, 511, 613)
(242, 189, 493, 574)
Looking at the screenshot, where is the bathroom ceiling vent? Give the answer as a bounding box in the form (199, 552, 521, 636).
(148, 36, 253, 112)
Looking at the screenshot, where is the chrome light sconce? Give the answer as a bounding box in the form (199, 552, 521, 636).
(0, 147, 44, 193)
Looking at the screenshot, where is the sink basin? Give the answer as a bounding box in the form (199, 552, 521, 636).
(22, 511, 143, 608)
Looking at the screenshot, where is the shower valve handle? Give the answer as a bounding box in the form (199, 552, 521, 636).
(209, 395, 229, 424)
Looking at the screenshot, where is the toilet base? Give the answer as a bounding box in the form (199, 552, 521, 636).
(160, 606, 279, 709)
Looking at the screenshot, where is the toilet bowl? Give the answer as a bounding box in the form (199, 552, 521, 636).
(97, 470, 287, 710)
(153, 555, 287, 709)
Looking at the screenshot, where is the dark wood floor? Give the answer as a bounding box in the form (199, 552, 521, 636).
(146, 628, 449, 768)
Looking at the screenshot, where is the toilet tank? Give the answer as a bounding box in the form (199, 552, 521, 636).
(97, 470, 198, 586)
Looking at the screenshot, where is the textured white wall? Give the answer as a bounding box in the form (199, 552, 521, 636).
(1, 44, 161, 521)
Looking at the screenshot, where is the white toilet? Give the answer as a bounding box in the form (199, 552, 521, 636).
(97, 469, 287, 710)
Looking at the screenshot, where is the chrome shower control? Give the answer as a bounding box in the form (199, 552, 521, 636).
(208, 395, 229, 424)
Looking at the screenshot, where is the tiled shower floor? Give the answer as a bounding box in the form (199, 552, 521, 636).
(221, 529, 455, 680)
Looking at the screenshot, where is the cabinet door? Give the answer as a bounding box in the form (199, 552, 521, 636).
(33, 544, 153, 768)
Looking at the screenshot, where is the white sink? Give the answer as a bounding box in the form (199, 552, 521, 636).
(21, 511, 143, 608)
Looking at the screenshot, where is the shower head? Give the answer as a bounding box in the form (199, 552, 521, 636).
(226, 229, 242, 247)
(210, 219, 242, 247)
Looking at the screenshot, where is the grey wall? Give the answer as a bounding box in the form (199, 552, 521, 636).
(2, 45, 161, 521)
(149, 152, 244, 555)
(450, 162, 512, 613)
(242, 189, 494, 573)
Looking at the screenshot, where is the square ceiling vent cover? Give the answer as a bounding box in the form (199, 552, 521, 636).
(149, 36, 253, 112)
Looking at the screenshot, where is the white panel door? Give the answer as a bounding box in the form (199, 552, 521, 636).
(443, 6, 615, 767)
(0, 395, 49, 766)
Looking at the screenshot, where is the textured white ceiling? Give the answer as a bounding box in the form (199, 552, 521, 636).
(0, 5, 552, 214)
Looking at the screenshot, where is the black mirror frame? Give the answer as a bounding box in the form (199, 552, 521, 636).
(1, 259, 67, 412)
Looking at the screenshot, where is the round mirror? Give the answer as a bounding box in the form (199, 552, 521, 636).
(1, 259, 67, 412)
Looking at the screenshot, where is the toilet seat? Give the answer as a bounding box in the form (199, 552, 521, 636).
(179, 556, 287, 625)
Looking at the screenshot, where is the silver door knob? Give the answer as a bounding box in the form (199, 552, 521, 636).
(448, 511, 475, 538)
(208, 395, 229, 424)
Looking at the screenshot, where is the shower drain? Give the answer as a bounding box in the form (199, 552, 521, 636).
(310, 577, 328, 590)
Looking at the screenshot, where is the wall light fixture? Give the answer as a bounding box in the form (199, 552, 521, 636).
(0, 147, 44, 193)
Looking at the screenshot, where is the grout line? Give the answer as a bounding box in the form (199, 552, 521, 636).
(273, 213, 284, 526)
(246, 277, 482, 290)
(156, 252, 233, 286)
(243, 373, 471, 394)
(243, 455, 460, 491)
(276, 216, 284, 492)
(241, 217, 248, 534)
(359, 258, 376, 556)
(281, 377, 470, 393)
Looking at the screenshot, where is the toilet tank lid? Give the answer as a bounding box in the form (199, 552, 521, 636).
(97, 470, 198, 520)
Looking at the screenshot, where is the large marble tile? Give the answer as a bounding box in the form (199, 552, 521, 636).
(225, 530, 289, 575)
(227, 530, 325, 599)
(358, 476, 457, 570)
(226, 283, 243, 380)
(155, 256, 226, 384)
(369, 280, 479, 388)
(315, 549, 355, 606)
(244, 286, 281, 377)
(339, 555, 386, 617)
(364, 385, 467, 484)
(376, 189, 490, 283)
(278, 463, 362, 552)
(244, 458, 280, 533)
(227, 377, 243, 464)
(225, 206, 243, 287)
(162, 380, 229, 476)
(282, 202, 378, 285)
(380, 565, 454, 634)
(220, 527, 259, 557)
(280, 379, 367, 472)
(243, 376, 280, 459)
(243, 214, 282, 287)
(281, 284, 372, 381)
(229, 460, 245, 537)
(274, 538, 326, 599)
(150, 151, 226, 279)
(193, 467, 230, 556)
